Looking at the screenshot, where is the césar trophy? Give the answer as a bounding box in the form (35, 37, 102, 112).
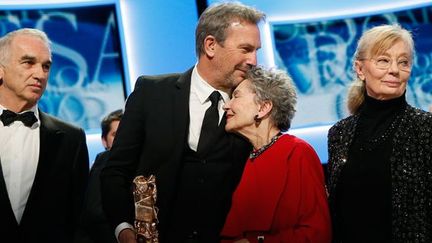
(133, 175, 159, 243)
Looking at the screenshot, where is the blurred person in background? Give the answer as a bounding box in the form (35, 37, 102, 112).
(78, 109, 123, 243)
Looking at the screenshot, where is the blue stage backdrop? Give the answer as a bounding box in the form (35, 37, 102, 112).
(270, 4, 432, 127)
(0, 4, 126, 131)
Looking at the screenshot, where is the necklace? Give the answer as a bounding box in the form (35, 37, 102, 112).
(249, 132, 283, 159)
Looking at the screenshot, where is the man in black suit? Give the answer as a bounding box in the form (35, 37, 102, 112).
(0, 28, 89, 243)
(101, 2, 265, 243)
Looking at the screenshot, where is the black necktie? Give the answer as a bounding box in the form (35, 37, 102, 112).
(197, 91, 221, 154)
(0, 110, 38, 127)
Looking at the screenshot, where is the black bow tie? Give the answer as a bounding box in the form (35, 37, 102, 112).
(0, 110, 38, 127)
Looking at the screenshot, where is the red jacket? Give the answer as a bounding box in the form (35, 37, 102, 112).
(221, 134, 331, 243)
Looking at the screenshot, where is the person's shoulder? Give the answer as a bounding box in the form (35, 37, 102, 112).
(402, 105, 432, 135)
(132, 67, 193, 94)
(328, 114, 357, 134)
(39, 111, 85, 136)
(92, 150, 110, 170)
(281, 134, 315, 151)
(137, 73, 182, 84)
(131, 73, 183, 97)
(332, 114, 357, 128)
(134, 70, 189, 89)
(405, 105, 432, 122)
(95, 150, 110, 160)
(97, 150, 111, 162)
(279, 134, 321, 164)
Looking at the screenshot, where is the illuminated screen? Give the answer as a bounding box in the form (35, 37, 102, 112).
(270, 4, 432, 127)
(0, 4, 126, 131)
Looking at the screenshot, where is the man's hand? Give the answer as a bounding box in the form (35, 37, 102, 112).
(118, 228, 137, 243)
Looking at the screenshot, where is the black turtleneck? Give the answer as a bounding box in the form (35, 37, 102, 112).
(335, 94, 407, 243)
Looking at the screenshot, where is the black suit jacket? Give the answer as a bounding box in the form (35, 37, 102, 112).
(101, 68, 250, 239)
(0, 111, 89, 243)
(78, 150, 117, 243)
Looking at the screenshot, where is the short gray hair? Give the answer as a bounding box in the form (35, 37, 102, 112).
(0, 28, 52, 66)
(195, 1, 265, 57)
(247, 66, 297, 131)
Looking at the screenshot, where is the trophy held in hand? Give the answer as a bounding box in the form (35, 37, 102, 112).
(133, 175, 159, 243)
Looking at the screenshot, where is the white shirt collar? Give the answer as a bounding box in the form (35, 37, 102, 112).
(191, 65, 230, 104)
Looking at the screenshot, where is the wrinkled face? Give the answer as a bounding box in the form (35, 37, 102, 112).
(213, 22, 261, 91)
(356, 40, 411, 100)
(103, 120, 120, 150)
(0, 34, 52, 109)
(223, 79, 260, 135)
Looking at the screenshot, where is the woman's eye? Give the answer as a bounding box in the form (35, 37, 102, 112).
(376, 58, 390, 64)
(398, 60, 409, 67)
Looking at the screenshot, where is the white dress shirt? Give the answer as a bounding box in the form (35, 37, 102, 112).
(0, 105, 40, 224)
(188, 65, 229, 151)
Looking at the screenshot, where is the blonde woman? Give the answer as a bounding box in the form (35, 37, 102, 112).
(327, 24, 432, 242)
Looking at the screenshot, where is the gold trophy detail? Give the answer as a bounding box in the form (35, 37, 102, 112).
(133, 175, 159, 243)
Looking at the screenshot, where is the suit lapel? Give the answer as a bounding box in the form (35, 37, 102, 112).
(157, 68, 192, 225)
(20, 111, 62, 224)
(172, 68, 192, 147)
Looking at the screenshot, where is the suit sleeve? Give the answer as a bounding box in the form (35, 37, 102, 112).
(73, 128, 90, 228)
(100, 77, 149, 229)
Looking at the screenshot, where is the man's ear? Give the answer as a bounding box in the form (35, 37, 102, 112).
(355, 60, 366, 81)
(257, 100, 273, 119)
(203, 35, 217, 58)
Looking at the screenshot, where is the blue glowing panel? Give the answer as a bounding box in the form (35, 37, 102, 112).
(271, 4, 432, 127)
(0, 4, 126, 131)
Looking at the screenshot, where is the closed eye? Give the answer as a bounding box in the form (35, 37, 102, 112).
(376, 57, 390, 65)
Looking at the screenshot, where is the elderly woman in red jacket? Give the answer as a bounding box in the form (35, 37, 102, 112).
(221, 66, 331, 243)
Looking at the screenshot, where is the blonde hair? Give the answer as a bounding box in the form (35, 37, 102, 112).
(347, 24, 414, 114)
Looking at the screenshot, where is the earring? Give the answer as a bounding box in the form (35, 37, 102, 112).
(254, 115, 262, 125)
